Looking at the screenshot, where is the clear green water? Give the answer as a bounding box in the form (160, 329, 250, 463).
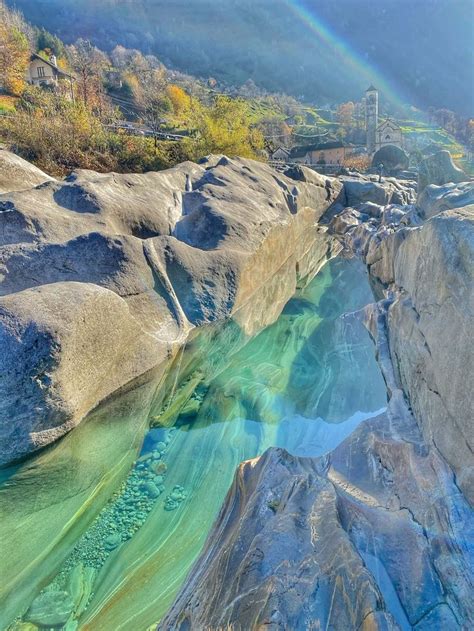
(1, 257, 387, 631)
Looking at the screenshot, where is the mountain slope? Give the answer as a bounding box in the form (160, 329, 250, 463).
(8, 0, 474, 114)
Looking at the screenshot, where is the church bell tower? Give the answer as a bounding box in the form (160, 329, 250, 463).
(365, 85, 378, 155)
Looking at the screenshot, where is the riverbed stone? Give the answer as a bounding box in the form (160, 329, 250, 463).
(104, 533, 122, 551)
(141, 481, 161, 499)
(25, 591, 74, 627)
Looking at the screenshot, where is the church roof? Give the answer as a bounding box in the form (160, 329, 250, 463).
(376, 118, 402, 131)
(366, 84, 377, 92)
(271, 146, 291, 155)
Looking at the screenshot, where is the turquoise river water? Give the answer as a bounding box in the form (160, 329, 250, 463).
(0, 257, 387, 630)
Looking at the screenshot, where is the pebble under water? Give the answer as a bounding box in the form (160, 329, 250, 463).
(1, 257, 388, 631)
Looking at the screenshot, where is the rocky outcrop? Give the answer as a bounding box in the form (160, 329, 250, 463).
(161, 447, 399, 631)
(372, 144, 409, 173)
(327, 180, 474, 504)
(0, 282, 165, 464)
(417, 181, 474, 219)
(387, 208, 474, 502)
(0, 149, 53, 194)
(342, 176, 416, 208)
(0, 152, 342, 464)
(417, 150, 467, 193)
(161, 295, 474, 631)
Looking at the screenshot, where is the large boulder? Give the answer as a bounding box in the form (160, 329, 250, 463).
(0, 232, 180, 335)
(416, 181, 474, 219)
(417, 150, 466, 194)
(162, 417, 473, 630)
(0, 282, 165, 464)
(343, 178, 415, 207)
(160, 447, 399, 631)
(372, 144, 409, 172)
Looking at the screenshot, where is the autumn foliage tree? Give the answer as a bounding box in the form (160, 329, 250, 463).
(67, 39, 109, 110)
(0, 2, 31, 96)
(336, 101, 355, 137)
(166, 84, 191, 123)
(184, 96, 264, 160)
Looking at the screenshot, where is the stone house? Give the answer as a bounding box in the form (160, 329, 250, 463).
(27, 53, 75, 96)
(270, 146, 291, 161)
(289, 141, 353, 165)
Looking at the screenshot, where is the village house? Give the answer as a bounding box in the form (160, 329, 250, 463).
(27, 53, 75, 97)
(289, 141, 353, 165)
(270, 146, 291, 162)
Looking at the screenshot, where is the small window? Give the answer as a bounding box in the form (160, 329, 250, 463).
(37, 66, 46, 78)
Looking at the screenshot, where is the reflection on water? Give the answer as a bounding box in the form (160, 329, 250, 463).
(1, 257, 387, 630)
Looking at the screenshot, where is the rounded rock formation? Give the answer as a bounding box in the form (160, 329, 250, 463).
(417, 149, 466, 194)
(371, 144, 409, 172)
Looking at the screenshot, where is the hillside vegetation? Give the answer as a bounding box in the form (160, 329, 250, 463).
(1, 2, 296, 174)
(1, 1, 471, 176)
(8, 0, 474, 115)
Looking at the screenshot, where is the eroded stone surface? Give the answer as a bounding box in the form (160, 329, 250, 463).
(418, 150, 467, 193)
(0, 282, 165, 463)
(0, 149, 54, 194)
(161, 299, 474, 631)
(326, 179, 474, 504)
(0, 153, 341, 463)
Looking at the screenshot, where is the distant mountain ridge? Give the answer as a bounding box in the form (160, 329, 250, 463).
(8, 0, 474, 114)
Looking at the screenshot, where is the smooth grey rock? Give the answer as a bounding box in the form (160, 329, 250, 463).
(343, 178, 415, 207)
(0, 159, 204, 246)
(160, 447, 400, 631)
(0, 282, 165, 464)
(417, 150, 466, 194)
(388, 207, 474, 503)
(0, 149, 54, 194)
(162, 429, 473, 629)
(372, 144, 409, 172)
(417, 181, 474, 219)
(0, 155, 340, 463)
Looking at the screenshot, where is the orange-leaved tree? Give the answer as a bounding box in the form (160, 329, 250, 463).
(0, 2, 30, 96)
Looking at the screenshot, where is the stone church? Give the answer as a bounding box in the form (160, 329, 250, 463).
(365, 85, 403, 155)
